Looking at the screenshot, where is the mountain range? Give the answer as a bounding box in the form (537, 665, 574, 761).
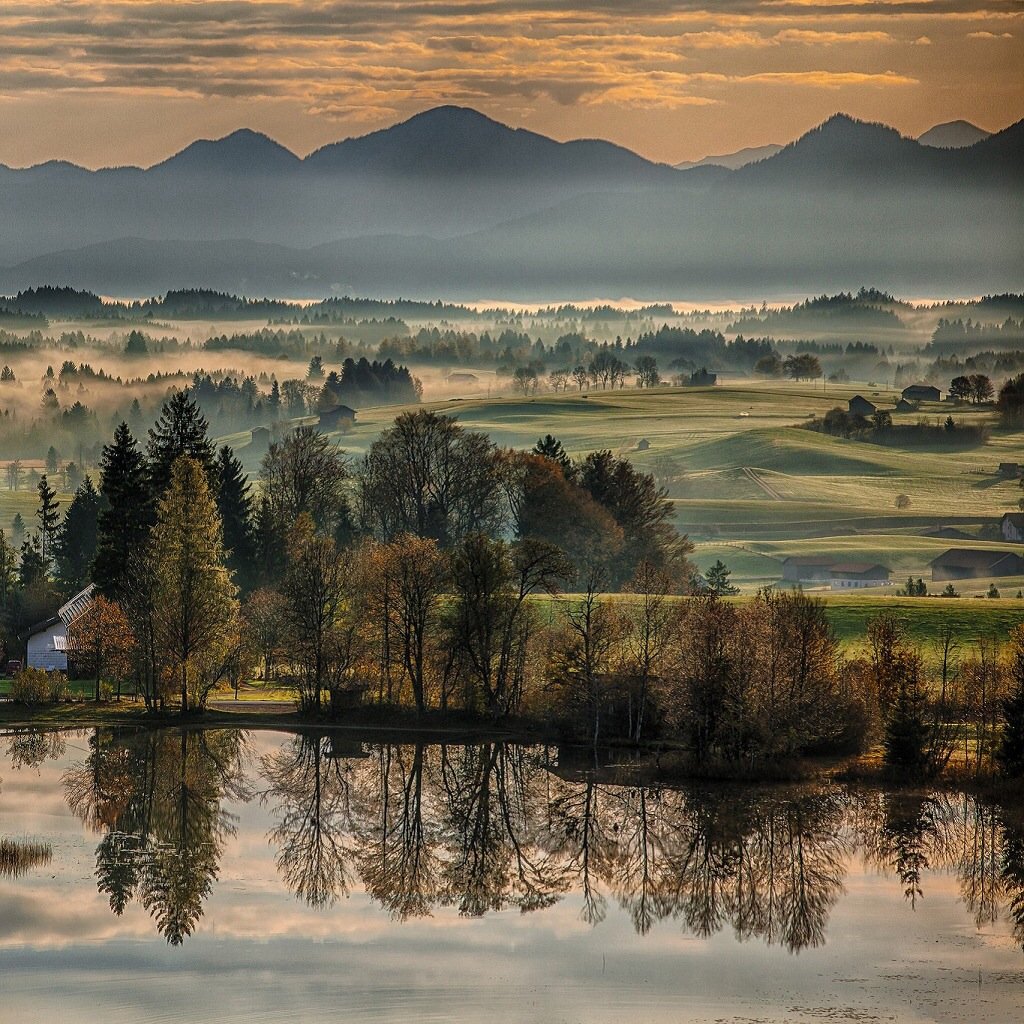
(0, 107, 1020, 299)
(673, 119, 991, 170)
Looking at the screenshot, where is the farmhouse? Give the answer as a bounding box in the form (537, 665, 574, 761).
(781, 556, 891, 589)
(929, 548, 1024, 581)
(446, 371, 479, 385)
(317, 404, 357, 432)
(1001, 512, 1024, 542)
(636, 438, 651, 451)
(895, 398, 916, 413)
(998, 462, 1020, 479)
(23, 585, 96, 672)
(848, 395, 877, 417)
(902, 383, 941, 403)
(828, 563, 892, 589)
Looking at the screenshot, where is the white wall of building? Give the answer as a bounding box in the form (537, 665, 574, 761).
(26, 623, 68, 672)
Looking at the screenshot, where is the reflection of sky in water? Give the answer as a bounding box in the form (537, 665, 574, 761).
(1, 730, 1022, 1024)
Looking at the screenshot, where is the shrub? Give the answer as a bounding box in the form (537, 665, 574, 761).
(10, 667, 67, 705)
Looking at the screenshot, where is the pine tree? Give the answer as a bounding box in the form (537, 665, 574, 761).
(35, 474, 60, 565)
(94, 422, 152, 597)
(215, 445, 254, 590)
(0, 528, 17, 609)
(533, 434, 575, 479)
(19, 534, 47, 588)
(53, 475, 102, 593)
(150, 457, 238, 713)
(146, 390, 216, 498)
(705, 559, 739, 596)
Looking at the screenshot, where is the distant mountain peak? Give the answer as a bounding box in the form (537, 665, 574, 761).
(154, 128, 300, 172)
(918, 120, 991, 148)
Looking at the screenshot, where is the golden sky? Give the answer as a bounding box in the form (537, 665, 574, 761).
(1, 0, 1021, 167)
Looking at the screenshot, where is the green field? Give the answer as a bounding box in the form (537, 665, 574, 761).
(221, 380, 1024, 595)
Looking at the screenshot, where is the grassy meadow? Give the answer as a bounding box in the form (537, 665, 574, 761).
(272, 379, 1024, 596)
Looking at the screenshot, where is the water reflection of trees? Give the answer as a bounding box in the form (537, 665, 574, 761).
(54, 731, 1024, 953)
(63, 728, 249, 945)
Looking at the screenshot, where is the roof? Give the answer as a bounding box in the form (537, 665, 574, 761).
(829, 562, 890, 575)
(320, 404, 356, 417)
(22, 585, 96, 641)
(1002, 513, 1024, 527)
(903, 383, 940, 395)
(928, 548, 1023, 568)
(782, 556, 836, 566)
(59, 584, 96, 626)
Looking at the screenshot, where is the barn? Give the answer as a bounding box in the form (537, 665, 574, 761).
(929, 549, 1024, 581)
(24, 585, 96, 672)
(318, 405, 357, 432)
(848, 395, 877, 417)
(902, 384, 941, 403)
(1001, 513, 1024, 542)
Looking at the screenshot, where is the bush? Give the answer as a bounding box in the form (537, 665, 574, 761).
(10, 667, 68, 705)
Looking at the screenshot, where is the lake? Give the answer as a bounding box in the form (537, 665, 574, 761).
(1, 727, 1023, 1023)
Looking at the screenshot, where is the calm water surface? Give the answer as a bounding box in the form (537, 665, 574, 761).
(1, 727, 1023, 1024)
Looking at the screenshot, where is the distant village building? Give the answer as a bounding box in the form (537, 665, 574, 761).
(249, 425, 271, 453)
(780, 556, 891, 589)
(781, 556, 834, 583)
(828, 563, 892, 589)
(929, 548, 1024, 581)
(1001, 512, 1024, 542)
(998, 462, 1020, 479)
(446, 372, 480, 385)
(848, 395, 877, 417)
(895, 398, 916, 413)
(686, 368, 717, 387)
(24, 585, 96, 672)
(317, 405, 357, 432)
(902, 384, 941, 403)
(925, 526, 973, 540)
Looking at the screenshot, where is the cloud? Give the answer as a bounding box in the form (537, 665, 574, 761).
(967, 30, 1013, 39)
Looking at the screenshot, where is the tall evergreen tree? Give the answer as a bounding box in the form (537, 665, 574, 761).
(19, 534, 47, 589)
(215, 445, 254, 590)
(53, 475, 102, 593)
(94, 422, 152, 597)
(35, 474, 60, 565)
(0, 528, 18, 610)
(146, 390, 216, 498)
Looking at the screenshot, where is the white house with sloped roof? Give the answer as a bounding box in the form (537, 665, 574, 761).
(24, 584, 96, 671)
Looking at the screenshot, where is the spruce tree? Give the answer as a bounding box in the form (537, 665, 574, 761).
(533, 434, 575, 479)
(997, 684, 1024, 778)
(94, 422, 152, 597)
(53, 475, 102, 593)
(19, 534, 47, 588)
(146, 389, 216, 498)
(215, 445, 254, 590)
(35, 474, 60, 565)
(0, 528, 17, 610)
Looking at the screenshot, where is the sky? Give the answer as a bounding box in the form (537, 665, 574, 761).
(0, 0, 1021, 168)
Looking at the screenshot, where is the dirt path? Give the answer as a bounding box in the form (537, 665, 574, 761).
(742, 465, 783, 500)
